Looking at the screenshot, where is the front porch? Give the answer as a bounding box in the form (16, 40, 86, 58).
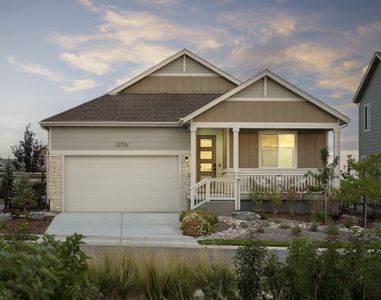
(189, 123, 341, 210)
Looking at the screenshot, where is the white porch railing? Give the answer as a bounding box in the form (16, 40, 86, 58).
(224, 169, 320, 193)
(190, 178, 236, 209)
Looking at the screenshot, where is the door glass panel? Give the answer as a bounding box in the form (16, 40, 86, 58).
(200, 163, 213, 172)
(200, 139, 213, 147)
(200, 151, 212, 160)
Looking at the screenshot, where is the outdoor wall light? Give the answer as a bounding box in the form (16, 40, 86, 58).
(185, 156, 189, 163)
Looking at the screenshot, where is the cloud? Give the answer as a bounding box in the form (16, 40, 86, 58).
(77, 0, 101, 13)
(62, 79, 97, 92)
(7, 56, 65, 82)
(136, 0, 179, 6)
(7, 56, 97, 92)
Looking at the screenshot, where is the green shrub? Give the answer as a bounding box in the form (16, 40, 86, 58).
(234, 243, 267, 300)
(251, 189, 265, 213)
(291, 224, 302, 237)
(267, 189, 282, 215)
(258, 211, 268, 220)
(325, 223, 339, 240)
(309, 222, 319, 232)
(310, 211, 326, 223)
(344, 217, 355, 229)
(181, 213, 212, 237)
(11, 169, 36, 212)
(0, 233, 99, 299)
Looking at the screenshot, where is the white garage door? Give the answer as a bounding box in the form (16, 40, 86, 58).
(65, 156, 180, 212)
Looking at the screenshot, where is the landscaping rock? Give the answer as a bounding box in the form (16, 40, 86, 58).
(0, 213, 12, 222)
(30, 211, 46, 220)
(232, 211, 261, 221)
(193, 289, 205, 300)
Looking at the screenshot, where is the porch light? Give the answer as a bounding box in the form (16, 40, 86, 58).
(185, 156, 189, 163)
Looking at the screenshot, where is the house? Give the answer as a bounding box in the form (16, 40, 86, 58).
(353, 52, 381, 159)
(0, 158, 16, 176)
(40, 49, 349, 213)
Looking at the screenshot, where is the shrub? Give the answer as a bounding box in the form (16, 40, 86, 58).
(325, 223, 339, 240)
(309, 222, 319, 232)
(285, 189, 299, 217)
(11, 168, 36, 212)
(0, 233, 99, 299)
(344, 217, 355, 229)
(181, 213, 212, 237)
(251, 188, 265, 213)
(179, 209, 217, 225)
(258, 211, 268, 220)
(310, 211, 326, 223)
(291, 224, 302, 237)
(234, 243, 267, 300)
(267, 189, 282, 215)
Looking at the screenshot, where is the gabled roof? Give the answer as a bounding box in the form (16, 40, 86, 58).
(40, 93, 222, 126)
(182, 70, 350, 125)
(108, 49, 241, 95)
(353, 52, 381, 103)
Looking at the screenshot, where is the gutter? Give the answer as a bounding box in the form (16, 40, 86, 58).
(39, 121, 182, 128)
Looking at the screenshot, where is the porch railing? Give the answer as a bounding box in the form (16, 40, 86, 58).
(224, 169, 320, 193)
(190, 178, 236, 209)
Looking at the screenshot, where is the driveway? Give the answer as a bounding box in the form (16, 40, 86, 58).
(46, 212, 194, 245)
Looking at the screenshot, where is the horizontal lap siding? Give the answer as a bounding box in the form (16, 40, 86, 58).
(51, 127, 190, 151)
(194, 101, 337, 123)
(359, 61, 381, 157)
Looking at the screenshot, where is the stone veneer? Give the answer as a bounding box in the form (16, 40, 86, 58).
(180, 154, 190, 210)
(47, 155, 62, 212)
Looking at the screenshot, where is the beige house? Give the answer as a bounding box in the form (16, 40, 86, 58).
(40, 49, 349, 213)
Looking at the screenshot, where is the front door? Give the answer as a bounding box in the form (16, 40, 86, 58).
(197, 135, 216, 181)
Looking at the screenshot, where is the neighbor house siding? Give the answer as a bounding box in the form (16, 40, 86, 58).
(50, 127, 191, 151)
(227, 129, 326, 168)
(121, 76, 236, 93)
(359, 61, 381, 157)
(194, 101, 337, 123)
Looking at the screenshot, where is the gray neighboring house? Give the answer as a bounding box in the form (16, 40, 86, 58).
(353, 52, 381, 159)
(40, 49, 349, 214)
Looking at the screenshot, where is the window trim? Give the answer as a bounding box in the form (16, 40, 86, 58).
(258, 131, 298, 169)
(364, 103, 370, 132)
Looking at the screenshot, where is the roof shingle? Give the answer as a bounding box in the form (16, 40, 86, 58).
(41, 93, 222, 123)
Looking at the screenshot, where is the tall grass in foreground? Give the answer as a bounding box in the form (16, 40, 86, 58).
(87, 248, 236, 300)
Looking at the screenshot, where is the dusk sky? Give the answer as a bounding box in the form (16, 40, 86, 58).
(1, 0, 381, 163)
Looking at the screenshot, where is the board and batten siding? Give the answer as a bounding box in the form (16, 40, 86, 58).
(227, 129, 326, 169)
(121, 76, 236, 93)
(50, 127, 190, 151)
(359, 60, 381, 157)
(194, 101, 337, 123)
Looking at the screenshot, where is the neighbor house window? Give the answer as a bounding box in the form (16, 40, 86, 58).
(260, 133, 296, 168)
(364, 103, 370, 132)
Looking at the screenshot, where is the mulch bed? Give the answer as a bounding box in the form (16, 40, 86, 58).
(266, 212, 311, 222)
(0, 216, 54, 234)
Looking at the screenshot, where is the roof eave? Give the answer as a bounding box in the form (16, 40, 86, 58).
(39, 121, 182, 128)
(353, 52, 381, 103)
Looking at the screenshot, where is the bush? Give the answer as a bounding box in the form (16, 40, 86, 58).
(291, 224, 302, 237)
(181, 213, 212, 237)
(234, 242, 267, 300)
(0, 233, 99, 299)
(11, 169, 36, 211)
(310, 211, 326, 223)
(309, 222, 319, 232)
(267, 189, 282, 215)
(344, 217, 355, 229)
(179, 209, 216, 237)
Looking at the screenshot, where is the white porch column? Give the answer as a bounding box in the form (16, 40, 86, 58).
(333, 128, 341, 188)
(190, 127, 197, 187)
(233, 127, 240, 210)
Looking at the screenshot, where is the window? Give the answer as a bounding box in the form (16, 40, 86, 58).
(364, 103, 370, 132)
(260, 132, 296, 168)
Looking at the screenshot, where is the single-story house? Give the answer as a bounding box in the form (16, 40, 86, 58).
(40, 49, 349, 213)
(353, 51, 381, 159)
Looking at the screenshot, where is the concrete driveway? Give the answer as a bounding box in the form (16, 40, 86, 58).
(46, 212, 194, 246)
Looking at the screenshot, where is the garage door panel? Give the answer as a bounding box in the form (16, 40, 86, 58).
(65, 156, 180, 212)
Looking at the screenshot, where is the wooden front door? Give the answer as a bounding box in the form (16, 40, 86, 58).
(197, 135, 216, 181)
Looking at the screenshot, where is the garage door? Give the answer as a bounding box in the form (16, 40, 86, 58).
(64, 156, 180, 212)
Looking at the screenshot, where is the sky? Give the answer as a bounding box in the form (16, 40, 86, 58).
(0, 0, 380, 165)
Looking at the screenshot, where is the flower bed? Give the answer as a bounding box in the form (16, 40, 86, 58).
(179, 209, 217, 237)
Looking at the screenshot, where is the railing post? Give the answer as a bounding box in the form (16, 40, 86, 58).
(206, 180, 210, 201)
(190, 189, 194, 210)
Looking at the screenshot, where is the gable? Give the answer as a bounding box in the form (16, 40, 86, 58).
(233, 77, 300, 99)
(152, 55, 215, 75)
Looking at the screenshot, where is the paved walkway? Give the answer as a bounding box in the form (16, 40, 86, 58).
(46, 212, 196, 246)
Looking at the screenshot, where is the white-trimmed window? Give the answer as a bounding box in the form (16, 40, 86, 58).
(364, 103, 370, 132)
(259, 132, 296, 168)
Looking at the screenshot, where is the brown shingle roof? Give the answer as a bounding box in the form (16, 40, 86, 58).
(41, 93, 222, 123)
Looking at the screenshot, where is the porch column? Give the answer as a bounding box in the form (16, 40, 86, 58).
(233, 127, 240, 210)
(190, 127, 197, 187)
(333, 129, 340, 188)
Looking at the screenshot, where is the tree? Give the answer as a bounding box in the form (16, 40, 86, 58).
(341, 153, 381, 227)
(11, 167, 36, 212)
(11, 124, 45, 173)
(305, 147, 339, 223)
(0, 159, 14, 210)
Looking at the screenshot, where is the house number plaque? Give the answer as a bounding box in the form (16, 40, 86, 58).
(115, 142, 129, 147)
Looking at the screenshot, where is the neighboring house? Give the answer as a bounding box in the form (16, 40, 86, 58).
(353, 52, 381, 159)
(40, 49, 349, 213)
(0, 158, 16, 177)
